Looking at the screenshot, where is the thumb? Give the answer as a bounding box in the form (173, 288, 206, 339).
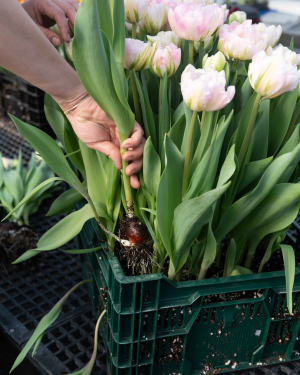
(38, 25, 62, 47)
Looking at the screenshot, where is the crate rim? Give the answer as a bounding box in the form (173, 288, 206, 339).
(88, 216, 300, 290)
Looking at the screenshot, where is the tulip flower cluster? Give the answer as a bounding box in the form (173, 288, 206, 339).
(8, 0, 300, 324)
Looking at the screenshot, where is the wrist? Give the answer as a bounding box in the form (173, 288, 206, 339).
(53, 81, 89, 113)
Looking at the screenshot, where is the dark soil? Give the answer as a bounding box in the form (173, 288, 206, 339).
(0, 222, 41, 272)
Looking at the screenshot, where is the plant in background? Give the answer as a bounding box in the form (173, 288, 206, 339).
(0, 150, 60, 225)
(5, 1, 300, 373)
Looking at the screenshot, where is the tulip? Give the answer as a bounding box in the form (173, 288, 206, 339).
(266, 45, 300, 66)
(249, 49, 300, 100)
(181, 64, 235, 195)
(203, 51, 226, 72)
(150, 0, 179, 31)
(181, 64, 235, 112)
(124, 0, 150, 24)
(228, 11, 247, 24)
(124, 39, 153, 71)
(255, 23, 282, 48)
(147, 31, 182, 48)
(220, 4, 229, 25)
(168, 3, 224, 42)
(138, 2, 167, 36)
(151, 43, 181, 78)
(218, 20, 267, 61)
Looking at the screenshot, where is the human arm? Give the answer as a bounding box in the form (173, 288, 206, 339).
(0, 0, 143, 188)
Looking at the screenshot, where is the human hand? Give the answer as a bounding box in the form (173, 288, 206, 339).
(64, 95, 145, 189)
(21, 0, 79, 46)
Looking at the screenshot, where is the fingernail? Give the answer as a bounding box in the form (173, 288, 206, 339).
(66, 33, 71, 43)
(123, 143, 132, 149)
(131, 170, 136, 175)
(52, 37, 61, 46)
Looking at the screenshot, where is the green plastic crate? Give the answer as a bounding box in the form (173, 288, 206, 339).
(78, 215, 300, 375)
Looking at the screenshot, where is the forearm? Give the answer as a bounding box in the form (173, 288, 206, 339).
(0, 0, 85, 109)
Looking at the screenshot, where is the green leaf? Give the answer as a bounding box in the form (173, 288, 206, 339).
(4, 170, 24, 205)
(12, 204, 94, 264)
(140, 210, 163, 260)
(97, 0, 113, 44)
(10, 280, 92, 373)
(169, 114, 186, 151)
(60, 246, 103, 254)
(157, 136, 184, 256)
(237, 156, 273, 194)
(249, 99, 270, 162)
(46, 183, 86, 216)
(16, 148, 23, 176)
(280, 244, 295, 314)
(9, 115, 88, 199)
(2, 177, 63, 222)
(230, 266, 253, 276)
(105, 158, 121, 220)
(171, 182, 230, 270)
(290, 37, 294, 51)
(268, 87, 299, 155)
(159, 74, 170, 155)
(44, 105, 65, 144)
(277, 123, 300, 158)
(72, 0, 134, 141)
(0, 152, 4, 188)
(199, 224, 217, 279)
(223, 239, 236, 277)
(134, 72, 158, 148)
(79, 141, 107, 205)
(217, 144, 236, 187)
(214, 144, 300, 243)
(143, 137, 161, 197)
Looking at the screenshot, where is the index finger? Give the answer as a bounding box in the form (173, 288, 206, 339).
(122, 121, 144, 149)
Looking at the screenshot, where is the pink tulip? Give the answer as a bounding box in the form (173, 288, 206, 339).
(181, 65, 235, 112)
(151, 43, 181, 78)
(218, 20, 267, 61)
(168, 3, 224, 42)
(151, 0, 179, 31)
(124, 0, 150, 24)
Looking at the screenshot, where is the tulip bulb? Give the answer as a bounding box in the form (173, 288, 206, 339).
(151, 43, 181, 78)
(181, 65, 235, 112)
(124, 39, 153, 71)
(249, 50, 300, 99)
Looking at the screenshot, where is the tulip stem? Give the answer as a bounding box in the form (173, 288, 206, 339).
(182, 111, 197, 197)
(189, 40, 194, 65)
(130, 70, 143, 126)
(283, 102, 300, 144)
(131, 23, 137, 39)
(200, 111, 206, 133)
(238, 93, 261, 167)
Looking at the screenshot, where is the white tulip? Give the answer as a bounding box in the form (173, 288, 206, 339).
(203, 51, 226, 72)
(255, 23, 282, 48)
(228, 11, 247, 24)
(181, 64, 235, 112)
(266, 45, 300, 66)
(138, 2, 167, 35)
(147, 31, 182, 48)
(124, 0, 150, 24)
(249, 50, 300, 99)
(124, 39, 153, 71)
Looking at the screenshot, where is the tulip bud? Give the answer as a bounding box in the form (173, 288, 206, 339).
(255, 23, 282, 48)
(124, 39, 153, 71)
(181, 65, 235, 112)
(151, 43, 181, 78)
(124, 0, 150, 24)
(195, 36, 214, 54)
(228, 11, 247, 24)
(138, 2, 167, 36)
(147, 31, 182, 48)
(203, 51, 226, 72)
(266, 45, 300, 66)
(168, 3, 224, 42)
(64, 40, 73, 62)
(218, 20, 267, 60)
(249, 50, 300, 99)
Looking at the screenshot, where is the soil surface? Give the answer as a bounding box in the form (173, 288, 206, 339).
(0, 222, 41, 272)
